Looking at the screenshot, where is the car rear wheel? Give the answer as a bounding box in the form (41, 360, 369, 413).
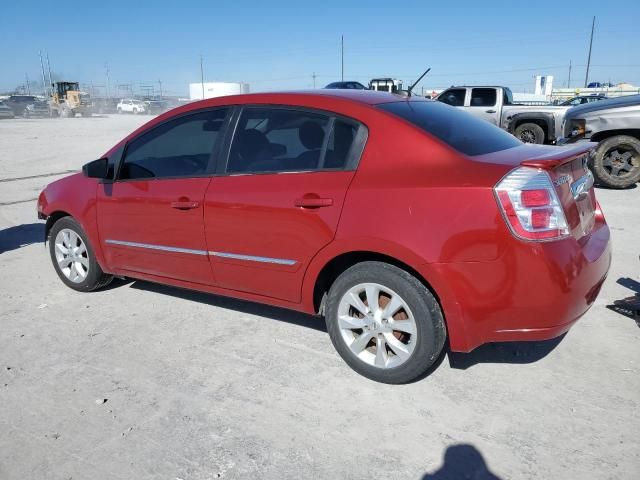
(49, 217, 113, 292)
(325, 261, 446, 384)
(591, 135, 640, 188)
(515, 122, 545, 144)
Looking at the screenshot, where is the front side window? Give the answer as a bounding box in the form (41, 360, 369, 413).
(119, 109, 228, 180)
(438, 89, 466, 107)
(227, 107, 362, 174)
(470, 88, 497, 107)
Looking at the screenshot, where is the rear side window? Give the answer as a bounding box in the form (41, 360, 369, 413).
(227, 107, 365, 173)
(119, 109, 228, 180)
(470, 88, 497, 107)
(378, 101, 521, 156)
(437, 89, 466, 106)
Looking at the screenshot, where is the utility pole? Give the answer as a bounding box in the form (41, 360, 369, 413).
(46, 52, 53, 88)
(39, 50, 48, 96)
(312, 72, 316, 88)
(584, 16, 595, 88)
(200, 54, 205, 100)
(341, 35, 344, 82)
(158, 79, 163, 98)
(568, 60, 572, 88)
(105, 63, 111, 99)
(25, 73, 31, 94)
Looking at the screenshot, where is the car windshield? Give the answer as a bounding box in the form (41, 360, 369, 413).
(378, 100, 521, 156)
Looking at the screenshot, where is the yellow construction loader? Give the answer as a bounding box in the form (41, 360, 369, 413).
(49, 81, 92, 117)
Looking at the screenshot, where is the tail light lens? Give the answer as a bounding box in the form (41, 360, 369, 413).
(495, 167, 569, 241)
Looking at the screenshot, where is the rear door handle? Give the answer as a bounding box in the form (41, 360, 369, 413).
(171, 200, 200, 210)
(295, 197, 333, 208)
(486, 109, 496, 113)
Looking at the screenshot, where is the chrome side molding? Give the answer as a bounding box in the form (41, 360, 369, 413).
(209, 251, 297, 265)
(105, 239, 297, 265)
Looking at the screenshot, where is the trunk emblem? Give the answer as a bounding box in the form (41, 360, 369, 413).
(554, 175, 572, 186)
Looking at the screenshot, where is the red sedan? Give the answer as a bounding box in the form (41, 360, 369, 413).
(38, 90, 611, 383)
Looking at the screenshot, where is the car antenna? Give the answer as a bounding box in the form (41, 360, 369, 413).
(407, 67, 431, 97)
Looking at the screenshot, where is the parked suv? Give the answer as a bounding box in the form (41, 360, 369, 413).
(117, 99, 147, 114)
(38, 91, 611, 383)
(561, 95, 640, 188)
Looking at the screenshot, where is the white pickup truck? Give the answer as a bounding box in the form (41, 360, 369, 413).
(435, 86, 570, 144)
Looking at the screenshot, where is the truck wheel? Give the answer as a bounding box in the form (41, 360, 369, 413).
(515, 123, 545, 144)
(591, 135, 640, 188)
(324, 261, 446, 384)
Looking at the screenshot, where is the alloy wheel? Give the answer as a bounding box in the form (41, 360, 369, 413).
(54, 228, 89, 283)
(337, 283, 417, 369)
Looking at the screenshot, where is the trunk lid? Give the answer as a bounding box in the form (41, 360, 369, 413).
(480, 143, 598, 240)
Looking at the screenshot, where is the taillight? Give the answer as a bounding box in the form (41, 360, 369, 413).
(495, 167, 569, 241)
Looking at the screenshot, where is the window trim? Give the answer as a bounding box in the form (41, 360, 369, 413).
(114, 106, 232, 183)
(438, 88, 467, 107)
(219, 104, 368, 177)
(469, 88, 497, 108)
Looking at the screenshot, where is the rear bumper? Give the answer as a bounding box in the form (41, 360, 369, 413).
(424, 217, 611, 352)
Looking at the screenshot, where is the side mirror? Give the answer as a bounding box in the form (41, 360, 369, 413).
(82, 158, 109, 179)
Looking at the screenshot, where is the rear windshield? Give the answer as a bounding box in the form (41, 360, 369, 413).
(378, 100, 521, 156)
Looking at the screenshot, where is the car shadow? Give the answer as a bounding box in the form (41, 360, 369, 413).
(607, 277, 640, 326)
(128, 280, 327, 332)
(0, 223, 44, 254)
(421, 444, 503, 479)
(447, 335, 566, 370)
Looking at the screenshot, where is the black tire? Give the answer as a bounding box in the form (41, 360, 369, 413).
(590, 135, 640, 189)
(48, 216, 113, 292)
(325, 261, 446, 384)
(514, 122, 545, 144)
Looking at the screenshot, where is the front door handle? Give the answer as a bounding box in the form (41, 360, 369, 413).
(295, 197, 333, 208)
(486, 109, 496, 113)
(171, 200, 200, 210)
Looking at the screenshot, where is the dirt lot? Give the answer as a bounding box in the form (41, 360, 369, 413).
(1, 115, 639, 480)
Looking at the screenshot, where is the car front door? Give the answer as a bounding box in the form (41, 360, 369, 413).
(97, 108, 230, 284)
(204, 106, 367, 302)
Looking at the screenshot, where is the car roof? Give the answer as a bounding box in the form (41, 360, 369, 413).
(193, 89, 414, 107)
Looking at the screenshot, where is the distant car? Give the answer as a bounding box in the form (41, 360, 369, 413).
(5, 95, 39, 116)
(587, 82, 614, 88)
(324, 81, 368, 90)
(38, 90, 610, 384)
(143, 99, 169, 114)
(561, 94, 640, 188)
(0, 101, 15, 119)
(560, 95, 607, 106)
(92, 97, 119, 114)
(23, 100, 50, 118)
(117, 99, 147, 114)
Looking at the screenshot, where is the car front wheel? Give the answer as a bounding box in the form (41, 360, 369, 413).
(325, 261, 446, 384)
(49, 216, 113, 292)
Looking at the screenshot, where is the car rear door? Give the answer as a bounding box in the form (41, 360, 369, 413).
(465, 88, 499, 125)
(204, 106, 367, 302)
(97, 108, 230, 284)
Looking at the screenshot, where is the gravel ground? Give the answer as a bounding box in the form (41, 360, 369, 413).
(0, 115, 638, 480)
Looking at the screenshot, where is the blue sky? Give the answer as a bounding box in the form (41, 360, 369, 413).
(2, 0, 639, 96)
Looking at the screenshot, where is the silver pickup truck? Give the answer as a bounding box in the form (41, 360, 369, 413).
(560, 95, 640, 188)
(436, 86, 570, 145)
